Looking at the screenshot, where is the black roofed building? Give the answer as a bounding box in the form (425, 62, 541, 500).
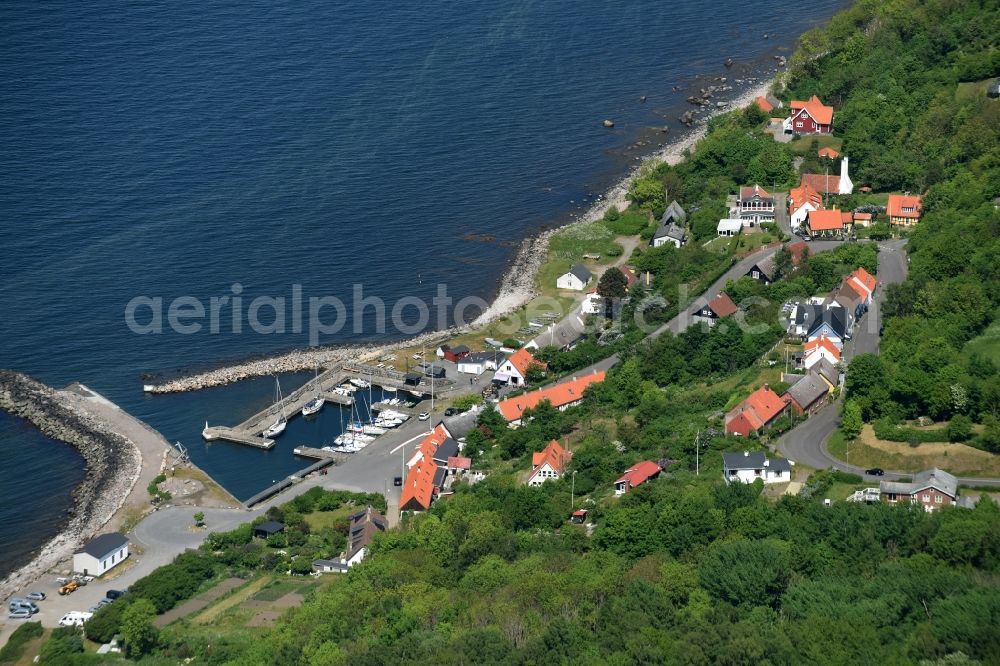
(73, 532, 129, 576)
(253, 520, 285, 540)
(745, 255, 778, 285)
(556, 264, 592, 291)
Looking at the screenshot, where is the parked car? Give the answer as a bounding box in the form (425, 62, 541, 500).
(865, 467, 885, 476)
(8, 609, 32, 620)
(393, 476, 403, 487)
(55, 577, 71, 585)
(106, 589, 125, 600)
(88, 605, 102, 613)
(444, 407, 456, 417)
(26, 591, 46, 601)
(8, 599, 38, 614)
(417, 412, 429, 421)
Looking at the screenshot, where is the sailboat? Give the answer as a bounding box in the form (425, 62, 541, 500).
(301, 368, 324, 417)
(262, 377, 288, 438)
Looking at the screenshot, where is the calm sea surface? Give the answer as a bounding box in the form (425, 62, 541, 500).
(0, 0, 848, 576)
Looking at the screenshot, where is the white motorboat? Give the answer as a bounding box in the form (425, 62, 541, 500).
(301, 397, 324, 417)
(362, 424, 387, 435)
(261, 378, 288, 438)
(350, 378, 370, 389)
(340, 383, 357, 393)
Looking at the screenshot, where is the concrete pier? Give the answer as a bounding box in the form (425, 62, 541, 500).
(202, 426, 275, 449)
(293, 446, 348, 462)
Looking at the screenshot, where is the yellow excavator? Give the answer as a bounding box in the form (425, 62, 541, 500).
(58, 580, 78, 595)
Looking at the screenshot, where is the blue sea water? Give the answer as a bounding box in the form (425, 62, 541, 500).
(0, 0, 848, 575)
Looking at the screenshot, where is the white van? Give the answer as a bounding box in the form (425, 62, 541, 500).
(58, 611, 93, 627)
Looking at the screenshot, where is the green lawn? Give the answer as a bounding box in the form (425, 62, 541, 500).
(303, 507, 354, 531)
(964, 309, 1000, 364)
(788, 134, 843, 156)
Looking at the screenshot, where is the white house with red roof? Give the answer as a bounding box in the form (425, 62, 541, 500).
(527, 440, 573, 486)
(614, 461, 662, 496)
(493, 347, 548, 386)
(803, 334, 841, 369)
(783, 95, 834, 134)
(788, 182, 824, 230)
(497, 371, 606, 427)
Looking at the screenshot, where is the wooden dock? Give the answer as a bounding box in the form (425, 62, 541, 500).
(202, 426, 275, 449)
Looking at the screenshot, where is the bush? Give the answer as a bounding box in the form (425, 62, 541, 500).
(604, 210, 649, 236)
(502, 338, 522, 349)
(451, 393, 483, 412)
(947, 415, 973, 442)
(0, 621, 43, 662)
(873, 418, 951, 443)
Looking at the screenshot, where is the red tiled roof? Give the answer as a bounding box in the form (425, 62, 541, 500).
(615, 460, 662, 491)
(709, 292, 738, 318)
(786, 241, 811, 266)
(619, 265, 637, 288)
(726, 385, 788, 435)
(447, 456, 471, 470)
(506, 347, 547, 377)
(400, 425, 451, 511)
(740, 184, 771, 200)
(789, 183, 824, 211)
(853, 212, 872, 222)
(841, 211, 854, 225)
(531, 440, 573, 476)
(754, 96, 774, 113)
(790, 95, 834, 125)
(804, 334, 841, 361)
(818, 146, 840, 159)
(807, 209, 846, 231)
(851, 267, 876, 294)
(887, 194, 922, 219)
(799, 173, 840, 195)
(498, 371, 606, 422)
(726, 411, 759, 437)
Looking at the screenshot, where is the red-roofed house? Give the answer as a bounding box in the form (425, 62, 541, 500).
(754, 96, 774, 114)
(447, 456, 472, 472)
(847, 267, 876, 305)
(887, 194, 922, 226)
(498, 371, 606, 427)
(805, 209, 848, 237)
(786, 241, 811, 266)
(725, 385, 790, 436)
(798, 156, 853, 196)
(494, 347, 548, 386)
(614, 461, 662, 496)
(852, 212, 873, 227)
(783, 95, 834, 134)
(528, 440, 573, 486)
(619, 265, 638, 289)
(818, 146, 840, 159)
(789, 183, 824, 229)
(803, 334, 841, 368)
(400, 425, 454, 512)
(695, 292, 739, 326)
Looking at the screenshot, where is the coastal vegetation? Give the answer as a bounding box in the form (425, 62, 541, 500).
(23, 0, 1000, 663)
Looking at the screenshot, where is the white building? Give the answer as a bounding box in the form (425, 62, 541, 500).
(581, 291, 602, 314)
(556, 264, 592, 291)
(717, 219, 746, 237)
(456, 351, 505, 375)
(73, 532, 129, 577)
(722, 451, 793, 485)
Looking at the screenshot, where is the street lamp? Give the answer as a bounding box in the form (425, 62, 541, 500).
(570, 471, 578, 509)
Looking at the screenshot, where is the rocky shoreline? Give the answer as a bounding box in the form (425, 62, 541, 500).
(142, 74, 779, 394)
(0, 371, 141, 600)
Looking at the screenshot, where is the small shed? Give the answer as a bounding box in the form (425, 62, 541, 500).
(404, 372, 423, 386)
(253, 520, 285, 539)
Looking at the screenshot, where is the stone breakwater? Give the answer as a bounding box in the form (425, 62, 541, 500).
(0, 371, 141, 600)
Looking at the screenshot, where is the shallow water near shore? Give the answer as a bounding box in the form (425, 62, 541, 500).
(0, 0, 849, 576)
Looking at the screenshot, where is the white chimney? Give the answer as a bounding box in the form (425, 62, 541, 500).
(743, 451, 749, 457)
(838, 156, 853, 195)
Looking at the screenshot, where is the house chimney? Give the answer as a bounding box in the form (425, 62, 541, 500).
(743, 451, 749, 457)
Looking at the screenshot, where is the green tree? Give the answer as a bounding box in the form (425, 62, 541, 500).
(947, 414, 973, 442)
(700, 539, 791, 608)
(193, 511, 205, 526)
(120, 598, 158, 658)
(841, 400, 863, 440)
(597, 267, 629, 316)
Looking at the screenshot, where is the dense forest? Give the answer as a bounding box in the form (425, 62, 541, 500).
(21, 0, 1000, 664)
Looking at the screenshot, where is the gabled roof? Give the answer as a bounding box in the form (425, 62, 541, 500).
(754, 96, 774, 113)
(462, 351, 506, 364)
(810, 357, 840, 386)
(346, 507, 387, 559)
(506, 347, 547, 377)
(785, 374, 828, 410)
(750, 255, 778, 281)
(804, 334, 841, 361)
(786, 241, 811, 266)
(740, 184, 773, 201)
(619, 264, 637, 288)
(789, 95, 834, 125)
(531, 440, 573, 476)
(832, 281, 863, 310)
(744, 386, 788, 424)
(789, 183, 824, 210)
(615, 461, 661, 489)
(566, 264, 592, 283)
(886, 194, 922, 219)
(799, 173, 840, 195)
(653, 222, 687, 242)
(850, 267, 876, 296)
(853, 212, 872, 222)
(497, 371, 606, 422)
(447, 456, 471, 470)
(76, 533, 128, 559)
(717, 219, 744, 232)
(881, 468, 958, 498)
(818, 146, 840, 159)
(254, 520, 285, 535)
(449, 344, 470, 354)
(723, 450, 766, 470)
(431, 438, 461, 466)
(807, 209, 846, 231)
(661, 200, 687, 225)
(707, 292, 738, 318)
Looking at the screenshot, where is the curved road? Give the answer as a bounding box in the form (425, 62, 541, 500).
(776, 239, 1000, 488)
